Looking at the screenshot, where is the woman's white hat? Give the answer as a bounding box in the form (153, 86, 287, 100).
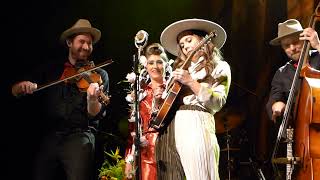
(160, 18, 227, 56)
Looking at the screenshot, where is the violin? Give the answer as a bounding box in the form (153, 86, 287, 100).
(32, 59, 113, 106)
(60, 61, 111, 106)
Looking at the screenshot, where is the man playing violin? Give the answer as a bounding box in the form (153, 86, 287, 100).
(11, 19, 109, 180)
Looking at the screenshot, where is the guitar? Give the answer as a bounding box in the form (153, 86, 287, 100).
(150, 31, 216, 130)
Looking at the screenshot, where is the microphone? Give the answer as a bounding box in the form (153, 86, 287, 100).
(135, 30, 149, 48)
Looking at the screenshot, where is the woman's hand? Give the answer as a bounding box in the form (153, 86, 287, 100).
(172, 69, 201, 95)
(172, 69, 194, 86)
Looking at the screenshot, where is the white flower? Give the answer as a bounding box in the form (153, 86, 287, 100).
(139, 55, 147, 67)
(130, 132, 136, 137)
(128, 115, 135, 122)
(138, 90, 148, 101)
(125, 93, 134, 103)
(125, 154, 134, 163)
(126, 72, 136, 84)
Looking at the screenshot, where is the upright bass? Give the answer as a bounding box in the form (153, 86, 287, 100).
(271, 3, 320, 180)
(293, 3, 320, 179)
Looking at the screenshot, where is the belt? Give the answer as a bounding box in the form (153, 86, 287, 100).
(178, 104, 209, 113)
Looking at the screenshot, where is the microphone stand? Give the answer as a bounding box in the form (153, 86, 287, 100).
(133, 30, 148, 180)
(133, 53, 141, 180)
(133, 46, 144, 180)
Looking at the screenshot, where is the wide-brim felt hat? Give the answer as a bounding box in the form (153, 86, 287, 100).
(60, 19, 101, 44)
(160, 18, 227, 56)
(269, 19, 303, 46)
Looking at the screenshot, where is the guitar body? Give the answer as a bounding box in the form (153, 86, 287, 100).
(151, 82, 182, 129)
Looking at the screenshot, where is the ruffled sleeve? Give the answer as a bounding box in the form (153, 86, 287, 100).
(197, 61, 231, 113)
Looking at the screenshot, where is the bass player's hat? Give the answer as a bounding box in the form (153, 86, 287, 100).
(269, 19, 303, 46)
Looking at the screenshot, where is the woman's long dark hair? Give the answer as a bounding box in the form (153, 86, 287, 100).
(173, 30, 223, 80)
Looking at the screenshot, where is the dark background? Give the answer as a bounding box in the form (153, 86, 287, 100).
(2, 0, 319, 179)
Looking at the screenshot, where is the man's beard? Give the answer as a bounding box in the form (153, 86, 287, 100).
(290, 52, 301, 61)
(77, 51, 90, 61)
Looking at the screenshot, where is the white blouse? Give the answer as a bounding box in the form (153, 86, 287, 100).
(184, 60, 231, 114)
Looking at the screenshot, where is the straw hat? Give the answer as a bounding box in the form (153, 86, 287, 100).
(160, 18, 226, 56)
(60, 19, 101, 44)
(269, 19, 303, 46)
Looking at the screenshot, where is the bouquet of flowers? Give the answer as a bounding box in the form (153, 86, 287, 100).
(98, 147, 126, 180)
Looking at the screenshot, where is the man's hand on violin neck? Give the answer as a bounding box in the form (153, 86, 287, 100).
(86, 83, 102, 102)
